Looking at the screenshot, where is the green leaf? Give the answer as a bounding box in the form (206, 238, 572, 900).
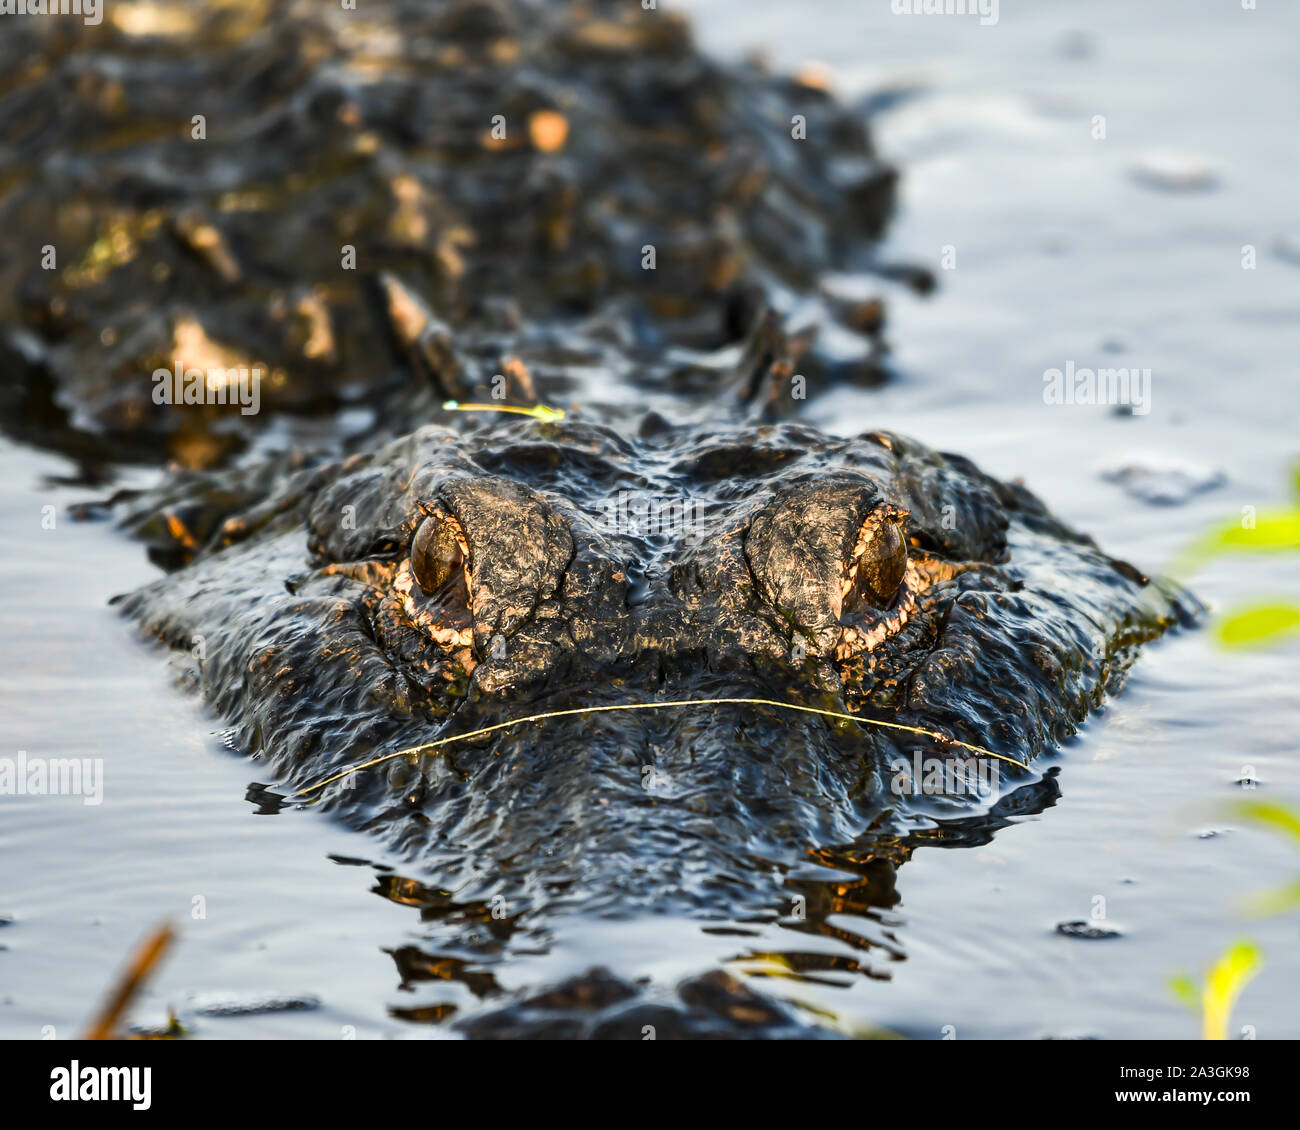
(1202, 941, 1262, 1041)
(1213, 510, 1300, 551)
(1243, 878, 1300, 919)
(1174, 507, 1300, 576)
(1168, 974, 1200, 1012)
(1171, 942, 1264, 1040)
(1229, 800, 1300, 848)
(1213, 603, 1300, 648)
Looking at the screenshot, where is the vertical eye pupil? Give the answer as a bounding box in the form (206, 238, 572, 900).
(411, 516, 464, 595)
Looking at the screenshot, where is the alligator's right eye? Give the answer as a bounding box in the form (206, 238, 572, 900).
(411, 512, 466, 596)
(842, 510, 908, 616)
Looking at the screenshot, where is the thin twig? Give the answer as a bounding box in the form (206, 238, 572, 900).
(293, 697, 1028, 799)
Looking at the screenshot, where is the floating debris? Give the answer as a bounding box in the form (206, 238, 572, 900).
(1055, 919, 1123, 940)
(82, 923, 176, 1040)
(188, 991, 321, 1017)
(1099, 452, 1226, 506)
(1130, 150, 1219, 193)
(126, 1012, 188, 1040)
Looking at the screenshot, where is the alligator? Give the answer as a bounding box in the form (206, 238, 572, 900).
(0, 1, 1197, 1037)
(109, 408, 1196, 1035)
(0, 0, 902, 468)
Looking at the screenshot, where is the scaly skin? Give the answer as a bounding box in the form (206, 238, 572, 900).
(0, 0, 897, 467)
(115, 415, 1197, 1035)
(0, 0, 1197, 1036)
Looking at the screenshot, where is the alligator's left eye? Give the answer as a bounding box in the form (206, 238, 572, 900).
(842, 513, 907, 615)
(411, 511, 467, 596)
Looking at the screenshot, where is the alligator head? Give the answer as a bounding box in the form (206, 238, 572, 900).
(114, 412, 1196, 1034)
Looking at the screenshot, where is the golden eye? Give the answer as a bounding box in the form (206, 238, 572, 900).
(842, 516, 907, 616)
(410, 513, 466, 596)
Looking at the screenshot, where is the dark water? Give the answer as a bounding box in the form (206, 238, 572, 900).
(2, 0, 1298, 1038)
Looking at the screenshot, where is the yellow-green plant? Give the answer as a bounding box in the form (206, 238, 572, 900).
(1173, 464, 1300, 649)
(1214, 602, 1300, 648)
(1164, 469, 1298, 1036)
(1230, 799, 1300, 916)
(1169, 941, 1263, 1041)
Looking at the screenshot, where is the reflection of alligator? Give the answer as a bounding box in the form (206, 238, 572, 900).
(1, 1, 1196, 1036)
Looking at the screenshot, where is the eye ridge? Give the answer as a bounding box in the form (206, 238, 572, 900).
(841, 507, 909, 617)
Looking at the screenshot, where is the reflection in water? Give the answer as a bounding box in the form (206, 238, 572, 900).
(362, 772, 1063, 1033)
